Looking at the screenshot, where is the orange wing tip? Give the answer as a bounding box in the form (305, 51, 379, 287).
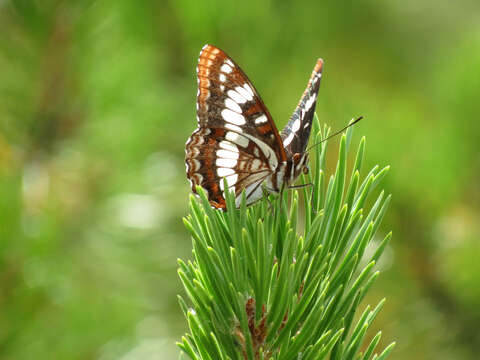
(314, 58, 324, 73)
(200, 44, 223, 57)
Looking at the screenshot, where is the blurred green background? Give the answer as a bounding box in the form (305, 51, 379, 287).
(1, 0, 479, 359)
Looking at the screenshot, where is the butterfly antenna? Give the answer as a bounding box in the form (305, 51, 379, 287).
(306, 116, 363, 152)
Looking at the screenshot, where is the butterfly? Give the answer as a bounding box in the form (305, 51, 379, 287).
(185, 44, 323, 210)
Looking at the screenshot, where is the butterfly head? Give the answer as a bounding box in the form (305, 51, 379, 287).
(287, 152, 309, 185)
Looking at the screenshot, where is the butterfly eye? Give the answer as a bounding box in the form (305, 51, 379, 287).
(302, 166, 309, 175)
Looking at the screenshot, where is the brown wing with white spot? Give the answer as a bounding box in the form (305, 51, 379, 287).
(186, 127, 275, 209)
(281, 59, 323, 156)
(185, 44, 286, 209)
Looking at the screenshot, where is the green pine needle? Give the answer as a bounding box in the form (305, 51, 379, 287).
(178, 115, 394, 360)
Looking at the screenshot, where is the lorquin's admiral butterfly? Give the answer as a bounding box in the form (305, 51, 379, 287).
(185, 44, 324, 210)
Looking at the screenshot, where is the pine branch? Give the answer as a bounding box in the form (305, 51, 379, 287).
(178, 116, 395, 360)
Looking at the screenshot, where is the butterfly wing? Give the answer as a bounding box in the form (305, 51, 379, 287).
(185, 45, 287, 209)
(281, 59, 324, 156)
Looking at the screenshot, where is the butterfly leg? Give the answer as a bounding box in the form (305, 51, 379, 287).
(277, 182, 288, 215)
(287, 182, 316, 214)
(287, 183, 313, 190)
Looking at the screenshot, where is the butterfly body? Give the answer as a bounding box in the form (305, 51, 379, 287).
(185, 45, 323, 210)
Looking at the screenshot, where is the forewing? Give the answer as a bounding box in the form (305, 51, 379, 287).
(281, 58, 323, 155)
(196, 44, 286, 160)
